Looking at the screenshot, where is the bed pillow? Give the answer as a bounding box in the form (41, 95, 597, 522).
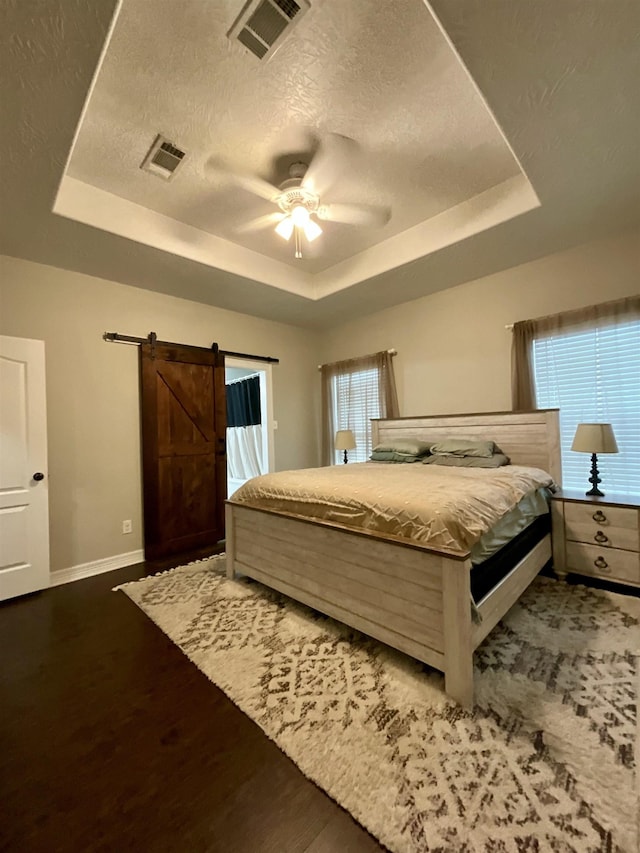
(370, 450, 423, 463)
(422, 453, 511, 468)
(372, 438, 432, 457)
(429, 438, 496, 458)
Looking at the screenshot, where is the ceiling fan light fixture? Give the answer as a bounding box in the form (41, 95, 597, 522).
(290, 204, 310, 226)
(213, 138, 390, 261)
(303, 218, 322, 242)
(275, 216, 294, 240)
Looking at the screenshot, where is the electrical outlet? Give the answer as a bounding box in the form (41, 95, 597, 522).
(122, 519, 132, 534)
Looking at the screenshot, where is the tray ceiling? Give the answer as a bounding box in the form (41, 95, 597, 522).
(1, 0, 638, 326)
(58, 0, 534, 296)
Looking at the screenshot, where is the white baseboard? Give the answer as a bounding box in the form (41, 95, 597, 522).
(50, 549, 145, 587)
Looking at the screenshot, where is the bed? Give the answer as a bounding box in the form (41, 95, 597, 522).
(225, 410, 561, 706)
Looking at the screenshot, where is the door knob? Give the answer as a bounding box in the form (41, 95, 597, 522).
(33, 472, 45, 481)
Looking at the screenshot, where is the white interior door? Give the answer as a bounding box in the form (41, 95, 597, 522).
(0, 336, 50, 600)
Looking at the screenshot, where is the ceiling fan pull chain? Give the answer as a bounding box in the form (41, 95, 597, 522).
(294, 226, 302, 259)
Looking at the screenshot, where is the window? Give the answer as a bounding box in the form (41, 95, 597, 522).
(332, 367, 380, 463)
(321, 350, 399, 466)
(532, 318, 640, 495)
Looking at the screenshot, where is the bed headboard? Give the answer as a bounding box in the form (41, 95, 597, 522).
(372, 409, 561, 484)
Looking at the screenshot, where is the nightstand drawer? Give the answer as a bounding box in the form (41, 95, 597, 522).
(566, 542, 640, 584)
(565, 520, 639, 551)
(564, 502, 638, 530)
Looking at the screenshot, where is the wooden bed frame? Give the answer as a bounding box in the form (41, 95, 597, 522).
(225, 410, 560, 706)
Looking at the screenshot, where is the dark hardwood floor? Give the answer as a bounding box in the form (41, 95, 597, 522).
(0, 563, 383, 853)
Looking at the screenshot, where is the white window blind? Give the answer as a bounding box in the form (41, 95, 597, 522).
(532, 318, 640, 496)
(332, 367, 380, 463)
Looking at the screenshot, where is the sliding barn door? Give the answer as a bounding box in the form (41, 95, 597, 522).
(140, 343, 226, 561)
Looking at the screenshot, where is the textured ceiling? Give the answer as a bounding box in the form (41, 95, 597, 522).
(66, 0, 521, 275)
(1, 0, 639, 328)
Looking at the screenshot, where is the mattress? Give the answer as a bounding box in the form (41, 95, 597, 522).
(470, 513, 551, 603)
(470, 487, 551, 565)
(231, 462, 555, 557)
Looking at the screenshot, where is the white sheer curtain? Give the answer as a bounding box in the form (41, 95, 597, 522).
(227, 424, 263, 479)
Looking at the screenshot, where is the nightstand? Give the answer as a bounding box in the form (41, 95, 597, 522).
(551, 490, 640, 589)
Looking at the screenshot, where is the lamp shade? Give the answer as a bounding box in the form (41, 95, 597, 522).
(571, 423, 619, 454)
(275, 217, 294, 241)
(335, 429, 356, 451)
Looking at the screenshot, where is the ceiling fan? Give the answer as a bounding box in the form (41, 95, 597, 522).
(207, 134, 391, 259)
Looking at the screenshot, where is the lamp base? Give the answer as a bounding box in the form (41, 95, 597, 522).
(585, 452, 604, 497)
(343, 450, 348, 464)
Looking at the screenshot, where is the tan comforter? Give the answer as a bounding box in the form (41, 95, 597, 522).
(231, 462, 555, 556)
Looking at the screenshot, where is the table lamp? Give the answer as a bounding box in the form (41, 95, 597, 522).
(335, 429, 356, 464)
(570, 423, 619, 496)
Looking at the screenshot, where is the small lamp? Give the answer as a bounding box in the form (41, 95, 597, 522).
(335, 429, 356, 464)
(571, 423, 619, 496)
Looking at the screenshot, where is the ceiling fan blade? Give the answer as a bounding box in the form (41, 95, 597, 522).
(316, 203, 391, 227)
(205, 157, 281, 203)
(235, 212, 286, 234)
(301, 134, 358, 197)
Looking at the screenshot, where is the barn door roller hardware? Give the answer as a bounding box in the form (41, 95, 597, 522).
(103, 332, 279, 364)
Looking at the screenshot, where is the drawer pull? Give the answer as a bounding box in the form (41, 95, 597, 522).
(594, 531, 609, 544)
(592, 510, 607, 523)
(594, 556, 610, 572)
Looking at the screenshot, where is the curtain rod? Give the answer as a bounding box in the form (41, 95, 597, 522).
(222, 349, 279, 364)
(225, 372, 261, 384)
(504, 296, 637, 335)
(505, 324, 514, 331)
(317, 348, 397, 371)
(103, 333, 279, 363)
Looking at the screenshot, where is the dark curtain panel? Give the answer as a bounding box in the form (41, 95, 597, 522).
(226, 376, 261, 427)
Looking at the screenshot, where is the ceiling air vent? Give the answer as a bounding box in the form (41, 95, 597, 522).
(140, 135, 187, 181)
(228, 0, 310, 62)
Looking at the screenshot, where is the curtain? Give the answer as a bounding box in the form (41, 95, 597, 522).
(321, 350, 400, 465)
(511, 296, 640, 410)
(226, 375, 263, 480)
(227, 375, 261, 428)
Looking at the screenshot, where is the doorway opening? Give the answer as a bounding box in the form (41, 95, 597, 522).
(225, 357, 275, 497)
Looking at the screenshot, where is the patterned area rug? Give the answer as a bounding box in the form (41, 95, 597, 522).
(116, 557, 639, 853)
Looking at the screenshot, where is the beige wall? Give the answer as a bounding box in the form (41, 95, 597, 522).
(321, 228, 640, 416)
(0, 255, 321, 572)
(2, 228, 638, 573)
